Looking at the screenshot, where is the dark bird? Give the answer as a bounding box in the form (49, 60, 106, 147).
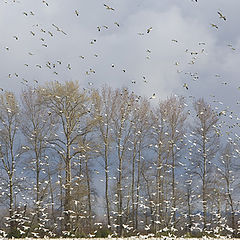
(147, 27, 152, 33)
(210, 23, 218, 29)
(42, 0, 48, 6)
(104, 4, 115, 11)
(48, 31, 53, 37)
(114, 22, 120, 27)
(183, 83, 189, 90)
(217, 11, 226, 21)
(75, 10, 79, 16)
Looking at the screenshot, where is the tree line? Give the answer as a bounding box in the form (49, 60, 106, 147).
(0, 80, 239, 238)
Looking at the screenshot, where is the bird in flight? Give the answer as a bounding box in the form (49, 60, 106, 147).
(114, 22, 120, 27)
(42, 0, 48, 6)
(217, 11, 226, 21)
(183, 83, 189, 90)
(210, 23, 218, 29)
(149, 93, 156, 99)
(147, 27, 152, 33)
(104, 4, 115, 11)
(75, 10, 79, 16)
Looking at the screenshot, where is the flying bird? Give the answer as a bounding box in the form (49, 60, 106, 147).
(147, 27, 152, 33)
(210, 23, 218, 29)
(104, 4, 115, 11)
(75, 10, 79, 16)
(42, 0, 48, 6)
(149, 93, 156, 99)
(218, 11, 226, 21)
(183, 83, 189, 90)
(114, 22, 120, 27)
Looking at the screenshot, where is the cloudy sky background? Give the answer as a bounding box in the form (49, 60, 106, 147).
(0, 0, 240, 114)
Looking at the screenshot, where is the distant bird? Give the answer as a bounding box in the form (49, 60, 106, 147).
(90, 39, 97, 44)
(172, 39, 178, 43)
(42, 0, 48, 6)
(218, 11, 226, 21)
(227, 44, 236, 50)
(23, 12, 28, 16)
(210, 23, 218, 29)
(137, 32, 144, 35)
(149, 93, 156, 99)
(104, 4, 115, 11)
(183, 83, 189, 90)
(147, 27, 152, 33)
(13, 36, 19, 40)
(114, 22, 120, 27)
(75, 10, 79, 16)
(48, 31, 53, 36)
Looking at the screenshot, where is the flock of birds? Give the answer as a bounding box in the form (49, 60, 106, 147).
(0, 0, 240, 238)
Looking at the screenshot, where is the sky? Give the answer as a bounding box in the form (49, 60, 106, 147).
(0, 0, 240, 114)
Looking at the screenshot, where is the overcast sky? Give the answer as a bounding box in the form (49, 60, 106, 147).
(0, 0, 240, 115)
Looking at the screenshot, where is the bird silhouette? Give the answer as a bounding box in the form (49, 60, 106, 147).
(211, 23, 218, 29)
(104, 4, 115, 11)
(218, 11, 226, 21)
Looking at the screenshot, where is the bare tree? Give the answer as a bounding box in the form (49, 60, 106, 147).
(92, 86, 117, 228)
(130, 98, 151, 231)
(217, 143, 237, 235)
(0, 91, 22, 237)
(21, 87, 57, 233)
(40, 81, 98, 232)
(159, 96, 187, 229)
(191, 98, 220, 231)
(111, 88, 135, 236)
